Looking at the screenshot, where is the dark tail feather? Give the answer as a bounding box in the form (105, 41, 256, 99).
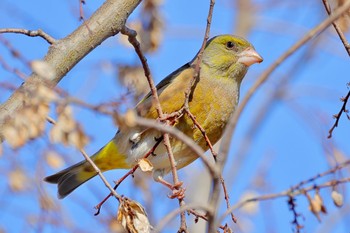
(44, 160, 97, 199)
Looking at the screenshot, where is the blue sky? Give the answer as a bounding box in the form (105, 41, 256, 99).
(0, 0, 350, 232)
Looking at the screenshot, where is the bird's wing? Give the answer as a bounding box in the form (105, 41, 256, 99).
(135, 62, 194, 119)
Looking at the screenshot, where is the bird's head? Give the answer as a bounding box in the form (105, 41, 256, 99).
(200, 34, 263, 81)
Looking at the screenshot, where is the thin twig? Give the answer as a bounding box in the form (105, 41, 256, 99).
(220, 159, 350, 221)
(94, 137, 163, 215)
(321, 0, 350, 138)
(182, 0, 216, 160)
(134, 116, 218, 177)
(79, 149, 121, 200)
(288, 195, 303, 232)
(227, 42, 319, 189)
(220, 176, 237, 223)
(216, 7, 350, 227)
(79, 0, 86, 21)
(328, 89, 350, 138)
(0, 28, 56, 44)
(184, 0, 214, 108)
(220, 0, 350, 164)
(121, 26, 188, 232)
(0, 36, 30, 65)
(227, 176, 350, 213)
(187, 209, 227, 230)
(185, 110, 217, 159)
(154, 203, 212, 233)
(0, 56, 27, 80)
(291, 159, 350, 190)
(46, 117, 120, 201)
(322, 0, 350, 56)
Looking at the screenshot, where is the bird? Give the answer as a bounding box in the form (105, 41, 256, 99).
(44, 34, 263, 199)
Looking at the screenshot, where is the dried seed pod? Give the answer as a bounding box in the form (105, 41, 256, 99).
(331, 190, 343, 207)
(117, 197, 152, 233)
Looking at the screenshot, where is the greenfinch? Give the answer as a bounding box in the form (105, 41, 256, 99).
(44, 34, 263, 198)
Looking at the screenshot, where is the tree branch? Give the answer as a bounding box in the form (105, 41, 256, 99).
(121, 25, 188, 232)
(219, 0, 350, 167)
(0, 0, 142, 140)
(322, 0, 350, 56)
(216, 1, 350, 229)
(0, 28, 56, 44)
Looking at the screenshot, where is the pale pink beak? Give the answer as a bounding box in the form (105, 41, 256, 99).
(237, 47, 263, 66)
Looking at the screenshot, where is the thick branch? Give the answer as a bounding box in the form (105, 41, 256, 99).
(0, 0, 141, 140)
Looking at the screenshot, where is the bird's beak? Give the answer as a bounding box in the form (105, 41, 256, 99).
(237, 47, 263, 66)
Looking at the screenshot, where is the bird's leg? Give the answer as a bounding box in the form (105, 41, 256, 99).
(158, 108, 184, 123)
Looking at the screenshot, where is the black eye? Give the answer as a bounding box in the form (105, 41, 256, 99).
(226, 41, 235, 49)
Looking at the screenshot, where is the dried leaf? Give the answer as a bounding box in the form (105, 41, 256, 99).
(50, 105, 89, 148)
(117, 198, 152, 233)
(3, 125, 25, 148)
(138, 158, 153, 172)
(117, 65, 149, 98)
(31, 60, 55, 80)
(50, 122, 65, 145)
(109, 219, 127, 233)
(309, 198, 321, 221)
(307, 191, 326, 222)
(9, 169, 28, 192)
(46, 151, 64, 169)
(68, 125, 89, 149)
(315, 192, 327, 214)
(2, 83, 55, 148)
(36, 85, 58, 102)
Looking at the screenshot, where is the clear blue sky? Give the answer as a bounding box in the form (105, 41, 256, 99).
(0, 0, 349, 232)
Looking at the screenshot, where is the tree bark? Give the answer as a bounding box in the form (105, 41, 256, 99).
(0, 0, 141, 140)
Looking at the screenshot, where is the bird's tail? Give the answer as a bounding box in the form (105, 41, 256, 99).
(44, 140, 129, 199)
(44, 159, 96, 199)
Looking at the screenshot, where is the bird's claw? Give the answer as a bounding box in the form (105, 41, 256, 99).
(168, 186, 186, 199)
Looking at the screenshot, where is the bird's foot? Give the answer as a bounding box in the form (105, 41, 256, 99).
(157, 177, 185, 199)
(168, 186, 186, 199)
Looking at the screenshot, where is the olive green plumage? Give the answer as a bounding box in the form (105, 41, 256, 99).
(44, 34, 263, 199)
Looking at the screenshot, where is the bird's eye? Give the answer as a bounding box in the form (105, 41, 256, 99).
(226, 41, 235, 49)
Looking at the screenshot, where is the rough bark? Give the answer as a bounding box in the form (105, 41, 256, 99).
(0, 0, 141, 140)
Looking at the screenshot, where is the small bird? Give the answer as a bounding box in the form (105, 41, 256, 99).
(44, 35, 263, 199)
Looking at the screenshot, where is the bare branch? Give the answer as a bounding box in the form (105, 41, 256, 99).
(133, 116, 218, 178)
(0, 0, 142, 140)
(218, 1, 350, 199)
(0, 28, 56, 44)
(121, 25, 188, 232)
(328, 89, 350, 138)
(94, 137, 162, 216)
(220, 159, 350, 221)
(154, 203, 212, 233)
(46, 116, 121, 201)
(79, 0, 86, 21)
(217, 7, 350, 224)
(79, 149, 121, 201)
(322, 0, 350, 56)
